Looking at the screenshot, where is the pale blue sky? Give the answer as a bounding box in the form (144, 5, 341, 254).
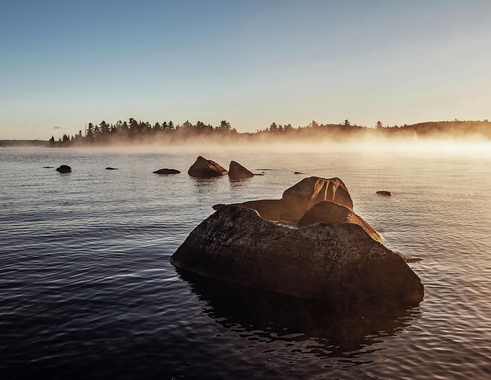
(1, 0, 490, 139)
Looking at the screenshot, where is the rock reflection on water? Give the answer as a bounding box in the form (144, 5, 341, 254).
(190, 177, 221, 200)
(178, 270, 422, 359)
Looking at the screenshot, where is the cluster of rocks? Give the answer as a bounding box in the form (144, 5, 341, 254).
(171, 176, 424, 304)
(187, 156, 254, 180)
(51, 157, 421, 304)
(52, 156, 393, 197)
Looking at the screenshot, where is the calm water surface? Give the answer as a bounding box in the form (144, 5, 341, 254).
(1, 145, 490, 379)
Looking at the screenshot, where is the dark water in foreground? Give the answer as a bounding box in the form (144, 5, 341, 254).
(1, 145, 491, 379)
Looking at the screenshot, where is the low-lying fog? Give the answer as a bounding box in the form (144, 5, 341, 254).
(3, 136, 491, 158)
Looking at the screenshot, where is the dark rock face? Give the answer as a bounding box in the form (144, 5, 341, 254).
(170, 205, 424, 304)
(171, 176, 424, 304)
(236, 177, 354, 224)
(297, 201, 383, 243)
(188, 156, 228, 177)
(56, 165, 71, 173)
(153, 168, 180, 175)
(228, 161, 254, 179)
(377, 191, 393, 196)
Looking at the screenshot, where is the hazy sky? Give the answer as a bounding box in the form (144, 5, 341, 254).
(1, 0, 490, 139)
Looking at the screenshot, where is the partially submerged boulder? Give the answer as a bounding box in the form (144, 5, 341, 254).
(188, 156, 227, 177)
(170, 205, 424, 303)
(228, 161, 254, 180)
(153, 168, 180, 175)
(56, 165, 71, 173)
(236, 176, 353, 224)
(106, 167, 118, 170)
(171, 176, 424, 303)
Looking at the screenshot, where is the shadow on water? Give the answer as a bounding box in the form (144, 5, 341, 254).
(178, 270, 422, 358)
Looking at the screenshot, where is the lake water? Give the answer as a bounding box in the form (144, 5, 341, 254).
(1, 144, 491, 379)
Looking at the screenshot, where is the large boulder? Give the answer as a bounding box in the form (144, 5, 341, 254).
(170, 205, 424, 304)
(56, 165, 71, 173)
(228, 161, 254, 180)
(236, 177, 353, 224)
(188, 156, 228, 177)
(296, 200, 383, 242)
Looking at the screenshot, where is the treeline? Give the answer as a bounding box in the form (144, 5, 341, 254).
(49, 118, 238, 146)
(379, 119, 491, 139)
(48, 118, 491, 146)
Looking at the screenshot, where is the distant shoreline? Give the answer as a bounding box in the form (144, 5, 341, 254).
(0, 140, 49, 147)
(2, 119, 490, 147)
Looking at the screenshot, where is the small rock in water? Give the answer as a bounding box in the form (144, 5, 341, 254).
(376, 191, 392, 196)
(153, 168, 180, 175)
(106, 167, 118, 170)
(43, 166, 54, 168)
(56, 165, 72, 173)
(294, 171, 304, 175)
(188, 156, 227, 177)
(228, 161, 254, 180)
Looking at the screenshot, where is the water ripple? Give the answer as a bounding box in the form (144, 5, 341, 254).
(1, 148, 491, 379)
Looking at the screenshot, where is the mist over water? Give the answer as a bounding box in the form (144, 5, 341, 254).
(1, 143, 491, 379)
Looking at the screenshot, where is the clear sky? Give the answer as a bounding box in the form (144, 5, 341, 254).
(1, 0, 490, 139)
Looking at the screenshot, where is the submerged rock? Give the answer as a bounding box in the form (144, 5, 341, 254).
(56, 165, 71, 173)
(228, 161, 254, 180)
(170, 205, 424, 303)
(377, 191, 392, 196)
(236, 176, 354, 224)
(153, 168, 180, 175)
(188, 156, 228, 177)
